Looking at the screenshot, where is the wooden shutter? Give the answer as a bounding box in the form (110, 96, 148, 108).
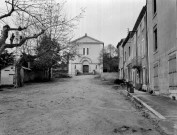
(169, 54, 176, 90)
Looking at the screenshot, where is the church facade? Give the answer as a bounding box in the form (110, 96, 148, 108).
(68, 34, 104, 75)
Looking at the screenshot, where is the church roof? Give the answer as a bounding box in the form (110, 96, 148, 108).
(71, 33, 104, 44)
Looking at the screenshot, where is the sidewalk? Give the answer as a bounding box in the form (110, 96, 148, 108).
(120, 89, 177, 135)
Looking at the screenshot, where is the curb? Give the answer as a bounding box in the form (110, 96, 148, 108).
(121, 90, 166, 120)
(120, 90, 176, 135)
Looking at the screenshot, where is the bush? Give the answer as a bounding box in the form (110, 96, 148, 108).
(114, 79, 126, 85)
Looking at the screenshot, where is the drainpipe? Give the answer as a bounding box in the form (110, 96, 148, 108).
(117, 44, 120, 79)
(102, 43, 104, 73)
(135, 31, 138, 83)
(123, 44, 125, 80)
(146, 1, 150, 91)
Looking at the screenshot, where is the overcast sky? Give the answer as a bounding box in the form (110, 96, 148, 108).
(65, 0, 146, 46)
(0, 0, 146, 47)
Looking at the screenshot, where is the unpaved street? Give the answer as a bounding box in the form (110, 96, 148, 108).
(0, 75, 161, 135)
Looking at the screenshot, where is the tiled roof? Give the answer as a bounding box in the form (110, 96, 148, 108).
(122, 5, 146, 47)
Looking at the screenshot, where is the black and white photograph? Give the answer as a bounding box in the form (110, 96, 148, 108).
(0, 0, 177, 134)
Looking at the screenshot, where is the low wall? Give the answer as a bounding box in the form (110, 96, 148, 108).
(23, 69, 50, 83)
(100, 72, 118, 82)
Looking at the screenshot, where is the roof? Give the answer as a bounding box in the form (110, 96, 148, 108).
(71, 33, 104, 44)
(1, 65, 14, 70)
(132, 5, 146, 32)
(122, 5, 146, 47)
(117, 38, 125, 48)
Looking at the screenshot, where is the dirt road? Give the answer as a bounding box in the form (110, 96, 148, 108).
(0, 75, 161, 135)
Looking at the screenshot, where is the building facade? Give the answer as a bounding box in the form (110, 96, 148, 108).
(118, 1, 177, 99)
(69, 34, 104, 75)
(120, 6, 148, 90)
(117, 39, 124, 79)
(123, 36, 133, 82)
(147, 0, 177, 98)
(1, 65, 15, 85)
(133, 6, 148, 91)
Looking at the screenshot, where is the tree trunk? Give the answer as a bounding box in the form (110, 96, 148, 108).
(16, 65, 23, 87)
(15, 57, 24, 87)
(0, 66, 2, 90)
(48, 68, 51, 80)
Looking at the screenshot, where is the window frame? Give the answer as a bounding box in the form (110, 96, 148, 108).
(83, 48, 85, 55)
(153, 25, 158, 52)
(87, 48, 89, 55)
(153, 62, 159, 89)
(153, 0, 157, 15)
(168, 53, 177, 89)
(124, 51, 126, 61)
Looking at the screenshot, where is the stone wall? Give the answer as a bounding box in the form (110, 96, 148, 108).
(100, 72, 118, 82)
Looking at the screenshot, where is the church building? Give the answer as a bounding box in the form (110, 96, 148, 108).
(69, 34, 104, 75)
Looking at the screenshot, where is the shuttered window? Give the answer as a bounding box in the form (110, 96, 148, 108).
(87, 48, 89, 55)
(154, 63, 159, 90)
(169, 54, 177, 90)
(143, 68, 146, 84)
(83, 48, 85, 55)
(153, 0, 157, 14)
(142, 39, 145, 57)
(153, 27, 158, 52)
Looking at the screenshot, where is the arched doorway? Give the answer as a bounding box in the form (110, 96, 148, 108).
(82, 60, 89, 73)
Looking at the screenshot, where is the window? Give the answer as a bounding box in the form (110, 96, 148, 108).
(138, 44, 141, 57)
(140, 23, 142, 32)
(124, 52, 126, 61)
(121, 68, 123, 79)
(153, 26, 158, 52)
(96, 65, 97, 69)
(83, 48, 85, 55)
(137, 27, 140, 37)
(87, 48, 89, 55)
(153, 0, 157, 14)
(75, 65, 76, 69)
(143, 68, 146, 84)
(129, 47, 131, 57)
(133, 35, 136, 44)
(154, 63, 159, 89)
(169, 54, 177, 90)
(142, 39, 145, 57)
(141, 17, 145, 31)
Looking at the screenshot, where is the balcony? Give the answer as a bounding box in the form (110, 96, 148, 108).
(132, 56, 142, 70)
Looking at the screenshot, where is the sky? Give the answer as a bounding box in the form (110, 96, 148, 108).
(0, 0, 146, 47)
(65, 0, 146, 46)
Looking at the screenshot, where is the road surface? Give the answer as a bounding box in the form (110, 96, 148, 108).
(0, 75, 161, 135)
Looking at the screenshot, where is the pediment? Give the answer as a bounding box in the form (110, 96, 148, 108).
(71, 34, 104, 44)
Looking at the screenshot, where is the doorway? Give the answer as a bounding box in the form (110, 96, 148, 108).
(83, 65, 89, 73)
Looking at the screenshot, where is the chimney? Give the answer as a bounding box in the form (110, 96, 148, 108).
(85, 33, 87, 36)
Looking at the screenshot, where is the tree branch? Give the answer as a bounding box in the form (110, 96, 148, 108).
(0, 29, 45, 54)
(0, 0, 15, 19)
(5, 30, 45, 48)
(9, 26, 28, 31)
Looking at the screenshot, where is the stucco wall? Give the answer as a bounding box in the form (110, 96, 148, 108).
(147, 0, 177, 97)
(71, 44, 103, 64)
(1, 66, 15, 85)
(69, 35, 104, 75)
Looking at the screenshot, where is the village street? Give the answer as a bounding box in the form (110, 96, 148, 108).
(0, 75, 161, 135)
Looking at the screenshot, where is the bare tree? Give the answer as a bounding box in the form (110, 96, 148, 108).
(0, 0, 46, 54)
(0, 0, 84, 87)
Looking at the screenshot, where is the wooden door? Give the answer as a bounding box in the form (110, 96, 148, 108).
(83, 65, 89, 73)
